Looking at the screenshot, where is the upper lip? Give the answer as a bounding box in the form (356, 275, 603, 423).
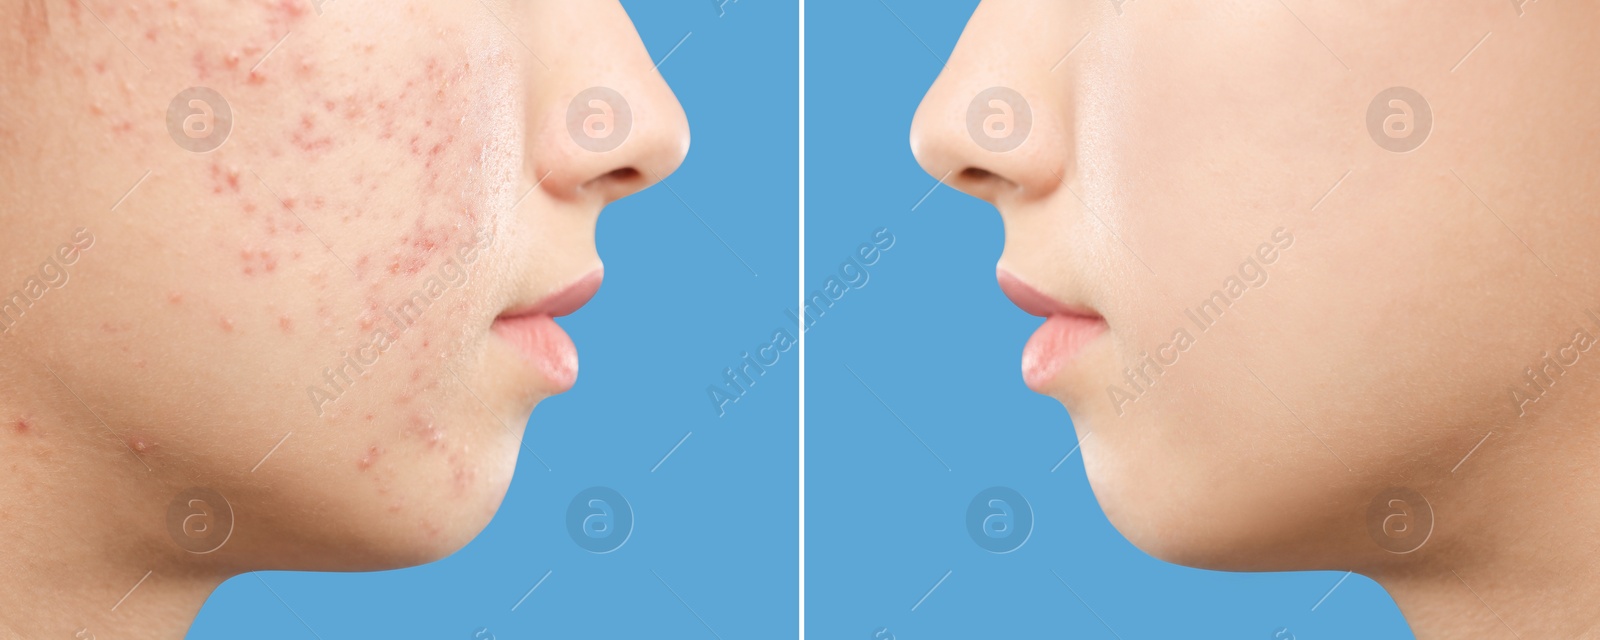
(996, 269, 1101, 319)
(498, 268, 604, 319)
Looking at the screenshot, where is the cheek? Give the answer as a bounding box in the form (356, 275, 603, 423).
(88, 1, 525, 491)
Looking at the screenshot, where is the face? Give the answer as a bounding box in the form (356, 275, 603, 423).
(0, 0, 686, 569)
(912, 0, 1599, 569)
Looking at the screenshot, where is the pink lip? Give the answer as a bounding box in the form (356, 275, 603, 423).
(997, 269, 1107, 391)
(492, 269, 603, 392)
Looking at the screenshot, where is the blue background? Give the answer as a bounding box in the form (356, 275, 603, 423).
(190, 2, 798, 638)
(803, 1, 1410, 638)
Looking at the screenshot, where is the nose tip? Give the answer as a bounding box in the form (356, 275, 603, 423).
(910, 78, 1065, 205)
(534, 82, 690, 204)
(523, 2, 690, 205)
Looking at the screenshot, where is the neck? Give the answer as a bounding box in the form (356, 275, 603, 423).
(0, 364, 227, 639)
(1369, 372, 1600, 638)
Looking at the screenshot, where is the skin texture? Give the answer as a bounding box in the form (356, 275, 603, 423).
(912, 1, 1600, 637)
(0, 0, 687, 637)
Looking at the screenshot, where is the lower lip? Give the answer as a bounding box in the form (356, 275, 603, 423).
(1022, 314, 1108, 391)
(492, 314, 578, 392)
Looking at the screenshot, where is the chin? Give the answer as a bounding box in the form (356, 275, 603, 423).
(1079, 423, 1349, 573)
(329, 438, 522, 571)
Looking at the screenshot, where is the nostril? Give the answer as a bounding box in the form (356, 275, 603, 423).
(583, 167, 641, 193)
(603, 167, 641, 183)
(961, 167, 997, 182)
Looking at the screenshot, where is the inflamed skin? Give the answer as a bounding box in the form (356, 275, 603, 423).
(0, 1, 688, 638)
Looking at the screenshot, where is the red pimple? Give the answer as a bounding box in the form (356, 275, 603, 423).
(278, 314, 293, 333)
(168, 292, 183, 305)
(13, 417, 32, 435)
(451, 465, 475, 495)
(127, 436, 152, 455)
(357, 444, 383, 472)
(219, 316, 235, 333)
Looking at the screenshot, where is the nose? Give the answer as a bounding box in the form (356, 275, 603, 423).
(909, 2, 1072, 206)
(523, 0, 690, 205)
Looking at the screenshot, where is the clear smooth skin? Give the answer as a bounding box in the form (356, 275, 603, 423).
(0, 1, 686, 637)
(912, 1, 1600, 637)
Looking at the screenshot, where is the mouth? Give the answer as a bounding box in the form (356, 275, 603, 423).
(491, 268, 604, 393)
(997, 268, 1108, 391)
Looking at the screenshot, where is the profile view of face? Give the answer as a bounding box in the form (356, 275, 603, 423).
(0, 0, 686, 635)
(913, 1, 1599, 635)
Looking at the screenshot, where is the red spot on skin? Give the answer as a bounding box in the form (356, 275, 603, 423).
(13, 417, 32, 435)
(278, 314, 293, 333)
(408, 419, 444, 449)
(452, 464, 475, 496)
(168, 292, 183, 305)
(357, 445, 383, 472)
(240, 248, 278, 276)
(219, 316, 235, 333)
(127, 436, 152, 455)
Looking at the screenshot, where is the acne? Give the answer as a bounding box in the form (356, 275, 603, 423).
(278, 314, 294, 333)
(126, 435, 153, 455)
(356, 444, 383, 472)
(450, 460, 475, 497)
(406, 417, 445, 450)
(239, 248, 279, 276)
(12, 417, 33, 435)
